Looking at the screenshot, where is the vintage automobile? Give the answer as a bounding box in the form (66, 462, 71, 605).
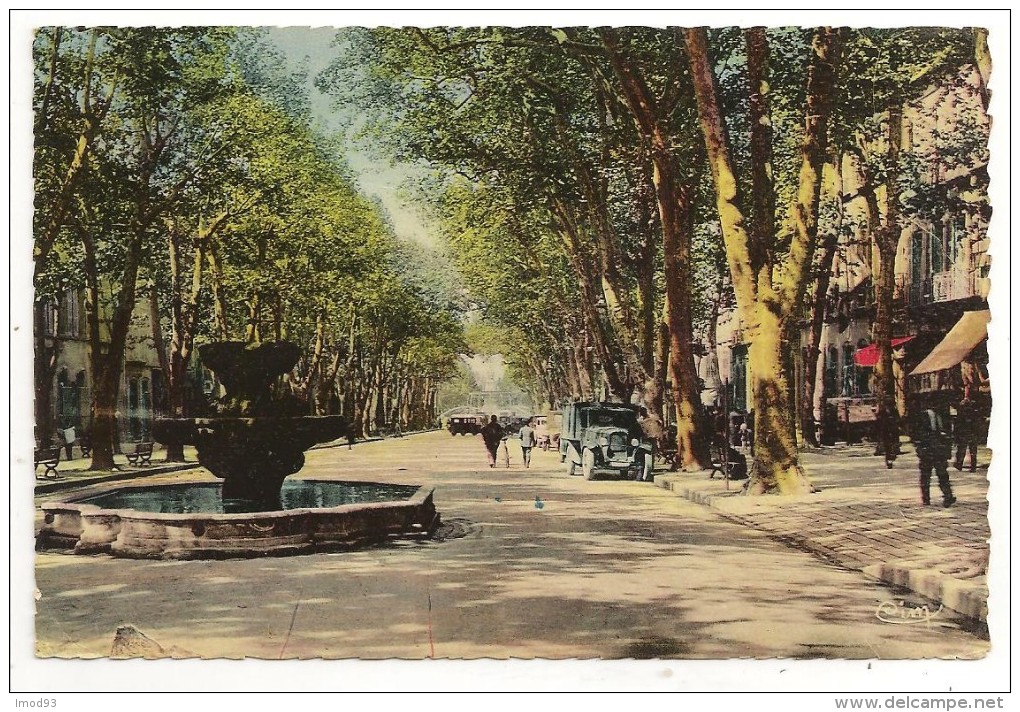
(534, 412, 561, 450)
(447, 415, 483, 436)
(559, 401, 654, 480)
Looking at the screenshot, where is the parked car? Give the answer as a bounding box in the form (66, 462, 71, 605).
(447, 416, 483, 436)
(559, 401, 654, 480)
(534, 412, 562, 450)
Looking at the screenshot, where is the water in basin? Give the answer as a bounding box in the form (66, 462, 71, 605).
(78, 481, 420, 514)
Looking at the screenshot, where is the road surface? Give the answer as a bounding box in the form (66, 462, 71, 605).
(32, 431, 989, 660)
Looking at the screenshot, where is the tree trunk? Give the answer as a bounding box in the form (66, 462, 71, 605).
(687, 26, 842, 493)
(207, 240, 230, 341)
(662, 181, 710, 470)
(745, 311, 810, 494)
(801, 229, 838, 447)
(598, 27, 709, 460)
(871, 104, 903, 459)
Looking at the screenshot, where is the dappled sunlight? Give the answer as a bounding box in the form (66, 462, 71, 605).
(35, 433, 990, 660)
(51, 582, 129, 598)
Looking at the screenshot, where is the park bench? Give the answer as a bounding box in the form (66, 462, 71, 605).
(125, 442, 154, 466)
(35, 447, 61, 479)
(708, 441, 747, 481)
(79, 435, 92, 458)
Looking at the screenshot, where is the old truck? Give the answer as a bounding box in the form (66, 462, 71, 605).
(559, 401, 654, 481)
(447, 415, 484, 436)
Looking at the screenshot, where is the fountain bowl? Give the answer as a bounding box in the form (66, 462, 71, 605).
(37, 479, 440, 559)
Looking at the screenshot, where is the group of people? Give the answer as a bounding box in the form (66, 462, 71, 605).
(480, 415, 538, 469)
(909, 390, 986, 508)
(472, 388, 980, 508)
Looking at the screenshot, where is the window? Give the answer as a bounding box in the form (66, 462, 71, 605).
(41, 298, 58, 336)
(842, 343, 856, 397)
(929, 224, 945, 273)
(731, 345, 748, 412)
(58, 290, 80, 337)
(949, 214, 966, 267)
(57, 368, 83, 429)
(823, 346, 839, 398)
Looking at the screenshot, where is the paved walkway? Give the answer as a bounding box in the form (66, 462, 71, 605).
(32, 432, 989, 662)
(34, 436, 994, 624)
(655, 443, 992, 622)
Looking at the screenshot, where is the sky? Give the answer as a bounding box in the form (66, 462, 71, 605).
(266, 26, 438, 248)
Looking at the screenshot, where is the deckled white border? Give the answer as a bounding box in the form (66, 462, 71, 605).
(8, 8, 1012, 701)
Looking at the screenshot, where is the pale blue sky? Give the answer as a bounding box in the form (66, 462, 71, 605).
(266, 26, 437, 247)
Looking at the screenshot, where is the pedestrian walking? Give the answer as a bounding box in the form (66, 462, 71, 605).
(480, 415, 504, 469)
(954, 393, 980, 472)
(519, 417, 537, 468)
(57, 424, 76, 460)
(636, 408, 664, 482)
(910, 395, 957, 508)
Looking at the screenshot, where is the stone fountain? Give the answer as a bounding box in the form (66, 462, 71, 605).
(153, 341, 346, 511)
(37, 340, 440, 559)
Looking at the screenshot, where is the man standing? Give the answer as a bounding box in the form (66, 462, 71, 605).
(954, 392, 980, 472)
(519, 417, 537, 468)
(911, 395, 957, 507)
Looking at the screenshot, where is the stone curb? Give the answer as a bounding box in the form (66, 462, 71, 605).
(653, 473, 988, 623)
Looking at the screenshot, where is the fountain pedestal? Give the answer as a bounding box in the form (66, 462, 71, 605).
(153, 341, 346, 511)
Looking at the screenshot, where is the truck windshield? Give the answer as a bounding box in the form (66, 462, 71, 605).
(584, 409, 636, 429)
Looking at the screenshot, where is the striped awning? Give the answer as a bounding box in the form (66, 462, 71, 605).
(910, 310, 991, 376)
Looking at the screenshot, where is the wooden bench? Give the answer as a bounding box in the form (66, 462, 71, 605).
(708, 441, 747, 481)
(126, 442, 154, 466)
(35, 447, 61, 479)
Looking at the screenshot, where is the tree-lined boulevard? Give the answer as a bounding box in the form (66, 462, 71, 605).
(22, 15, 1004, 692)
(33, 24, 992, 496)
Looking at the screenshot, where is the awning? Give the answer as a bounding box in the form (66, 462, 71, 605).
(910, 310, 991, 376)
(853, 336, 915, 368)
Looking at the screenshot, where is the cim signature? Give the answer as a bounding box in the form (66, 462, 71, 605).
(876, 599, 943, 625)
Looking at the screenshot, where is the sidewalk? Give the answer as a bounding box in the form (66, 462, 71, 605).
(33, 444, 202, 494)
(655, 443, 992, 622)
(34, 432, 409, 494)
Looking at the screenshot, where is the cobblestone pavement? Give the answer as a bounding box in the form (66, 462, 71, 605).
(656, 443, 993, 622)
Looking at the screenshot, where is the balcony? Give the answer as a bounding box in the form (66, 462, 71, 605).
(931, 268, 975, 303)
(896, 269, 976, 308)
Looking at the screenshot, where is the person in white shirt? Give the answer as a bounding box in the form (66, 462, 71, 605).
(518, 418, 537, 468)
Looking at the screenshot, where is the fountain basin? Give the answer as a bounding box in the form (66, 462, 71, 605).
(37, 480, 440, 559)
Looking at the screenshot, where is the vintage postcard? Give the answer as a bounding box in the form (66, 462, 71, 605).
(11, 8, 1011, 701)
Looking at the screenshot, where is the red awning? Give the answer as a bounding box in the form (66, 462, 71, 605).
(853, 336, 915, 368)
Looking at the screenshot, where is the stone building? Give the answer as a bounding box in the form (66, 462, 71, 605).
(712, 63, 991, 443)
(36, 288, 166, 449)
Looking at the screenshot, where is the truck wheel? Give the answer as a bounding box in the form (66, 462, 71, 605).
(567, 458, 576, 476)
(582, 448, 596, 480)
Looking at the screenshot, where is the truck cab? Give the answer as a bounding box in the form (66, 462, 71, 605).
(559, 402, 653, 480)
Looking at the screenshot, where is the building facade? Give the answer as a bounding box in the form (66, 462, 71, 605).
(712, 64, 990, 442)
(37, 288, 166, 448)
